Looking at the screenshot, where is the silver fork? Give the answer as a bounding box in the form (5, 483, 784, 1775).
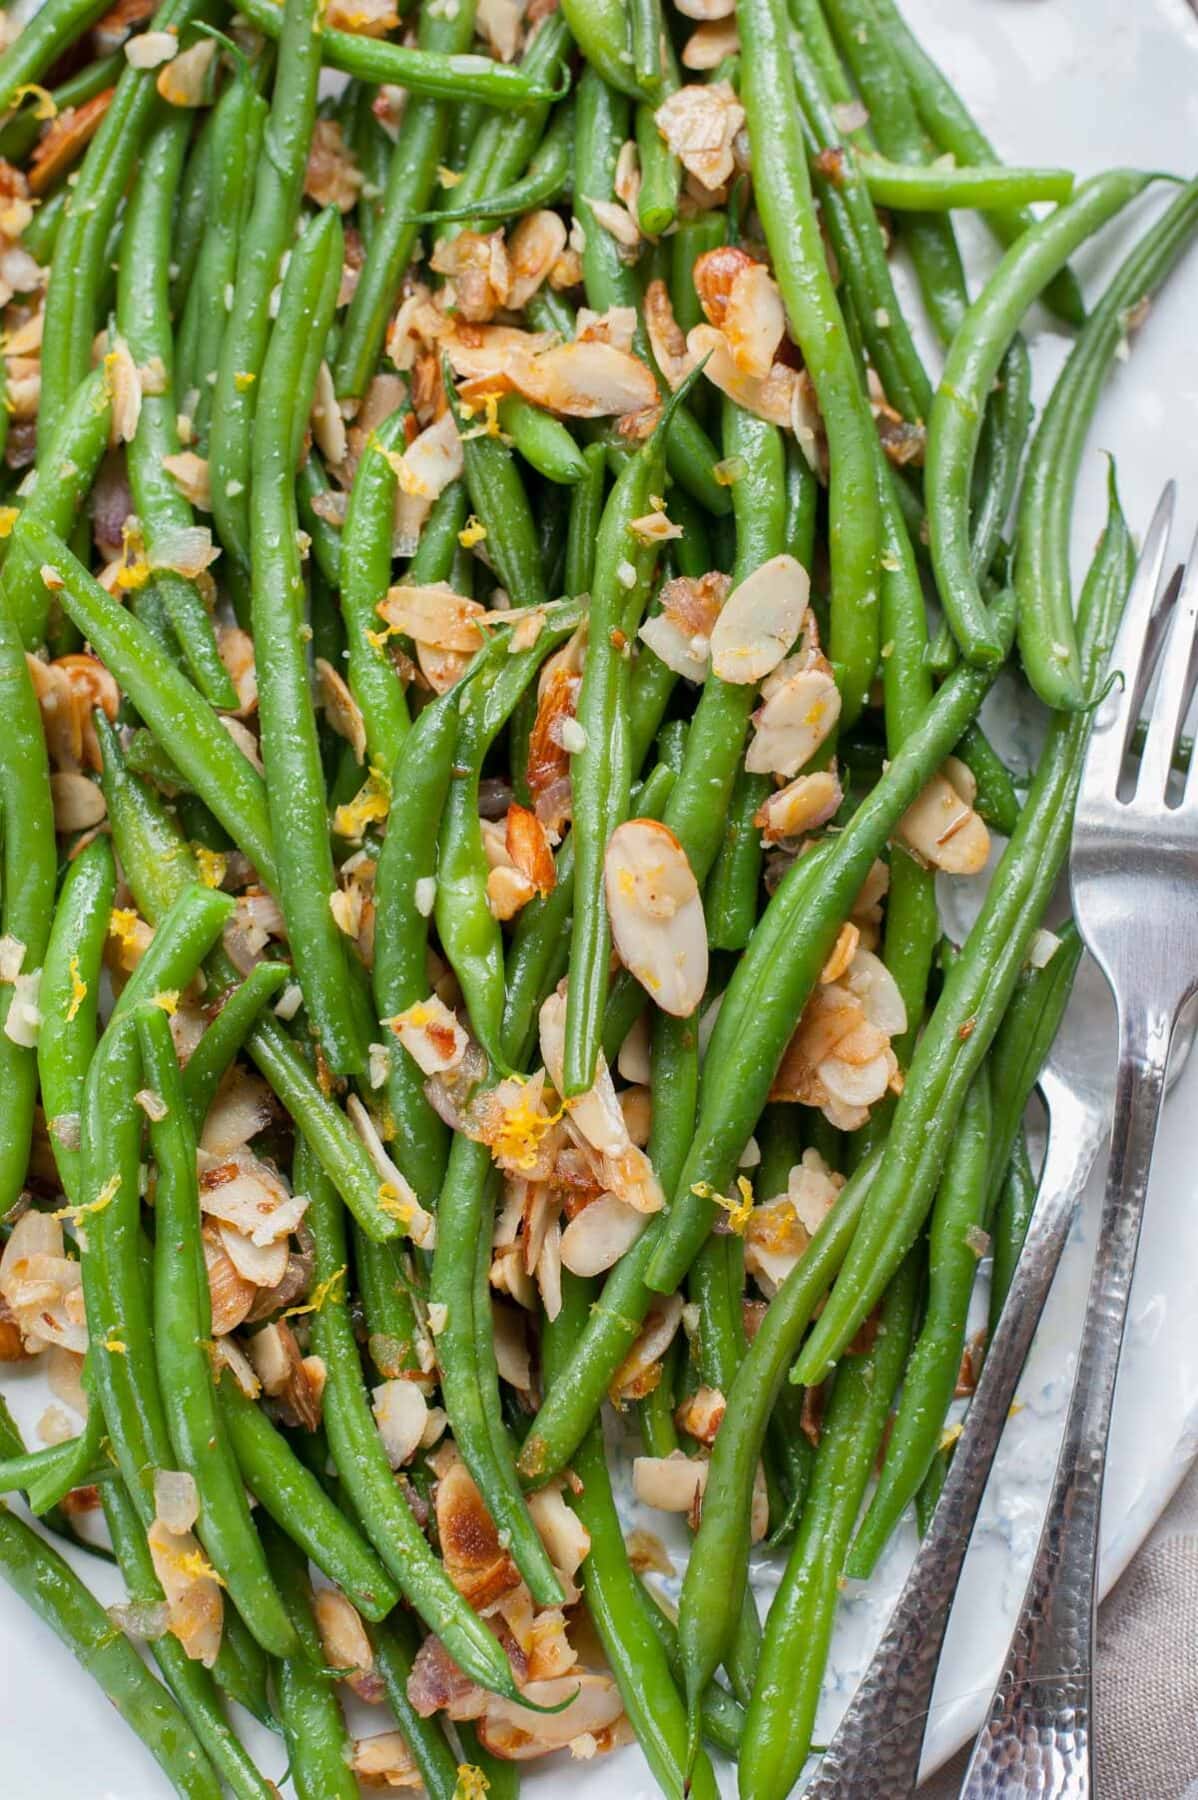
(803, 487, 1187, 1799)
(959, 484, 1198, 1796)
(799, 976, 1111, 1799)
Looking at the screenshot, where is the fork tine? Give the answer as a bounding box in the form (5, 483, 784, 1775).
(1081, 482, 1177, 798)
(1138, 530, 1198, 802)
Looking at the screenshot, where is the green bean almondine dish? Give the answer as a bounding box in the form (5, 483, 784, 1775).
(0, 0, 1189, 1792)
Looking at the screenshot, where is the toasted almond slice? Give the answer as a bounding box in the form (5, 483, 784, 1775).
(682, 17, 739, 67)
(898, 768, 991, 875)
(478, 1672, 624, 1760)
(604, 818, 707, 1017)
(50, 770, 106, 832)
(505, 803, 555, 896)
(616, 1012, 651, 1085)
(218, 1222, 289, 1289)
(124, 28, 176, 66)
(378, 580, 486, 653)
(675, 0, 734, 16)
(560, 1193, 647, 1277)
(511, 339, 659, 420)
(507, 209, 568, 311)
(314, 657, 366, 763)
(643, 279, 695, 392)
(310, 360, 347, 469)
(686, 321, 798, 428)
(819, 1046, 895, 1109)
(162, 450, 211, 511)
(201, 1221, 256, 1335)
(843, 948, 907, 1036)
(756, 767, 842, 844)
(633, 1450, 707, 1513)
(386, 994, 468, 1075)
(710, 552, 811, 686)
(351, 1731, 422, 1786)
(147, 1518, 223, 1667)
(372, 1377, 428, 1468)
(654, 82, 744, 191)
(721, 260, 787, 380)
(745, 667, 841, 778)
(156, 37, 214, 106)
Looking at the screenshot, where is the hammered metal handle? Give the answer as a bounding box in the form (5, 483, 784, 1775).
(959, 1005, 1171, 1798)
(804, 1088, 1106, 1800)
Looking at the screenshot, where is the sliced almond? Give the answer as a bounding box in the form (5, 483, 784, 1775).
(682, 18, 739, 67)
(604, 819, 707, 1017)
(372, 1378, 428, 1469)
(754, 767, 841, 843)
(709, 553, 810, 685)
(386, 993, 468, 1075)
(654, 82, 744, 191)
(745, 667, 841, 778)
(897, 768, 990, 875)
(560, 1193, 647, 1277)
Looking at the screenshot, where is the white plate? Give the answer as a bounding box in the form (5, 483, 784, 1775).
(5, 0, 1198, 1793)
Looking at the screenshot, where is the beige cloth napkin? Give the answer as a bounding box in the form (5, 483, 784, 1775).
(919, 1456, 1198, 1798)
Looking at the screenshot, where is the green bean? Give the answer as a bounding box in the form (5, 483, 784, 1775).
(0, 1432, 111, 1499)
(989, 1128, 1037, 1334)
(669, 214, 726, 336)
(565, 438, 608, 596)
(137, 1004, 298, 1656)
(100, 1477, 278, 1800)
(561, 389, 674, 1096)
(847, 1067, 991, 1578)
(333, 0, 478, 403)
(26, 521, 278, 885)
(20, 183, 68, 263)
(431, 1132, 565, 1604)
(446, 372, 549, 609)
(560, 0, 641, 99)
(37, 0, 204, 444)
(417, 98, 574, 227)
(214, 1372, 398, 1619)
(177, 77, 268, 451)
(822, 0, 971, 346)
(0, 591, 57, 1215)
(0, 0, 114, 115)
(867, 0, 1086, 327)
(210, 0, 322, 582)
(500, 395, 587, 485)
(298, 1139, 524, 1698)
(540, 1270, 722, 1800)
(928, 170, 1151, 669)
(79, 886, 232, 1524)
(0, 51, 122, 168)
(739, 1250, 920, 1799)
(0, 1502, 223, 1798)
(518, 621, 1008, 1482)
(984, 920, 1083, 1214)
(38, 836, 116, 1205)
(1016, 178, 1198, 707)
(640, 1585, 747, 1756)
(740, 0, 880, 725)
(180, 962, 292, 1130)
(436, 615, 578, 1065)
(636, 93, 680, 237)
(367, 1611, 461, 1800)
(574, 67, 730, 518)
(372, 680, 467, 1196)
(789, 31, 931, 422)
(252, 206, 366, 1076)
(117, 111, 237, 709)
(239, 0, 565, 104)
(212, 1612, 276, 1732)
(674, 1150, 878, 1742)
(4, 366, 111, 648)
(857, 148, 1074, 211)
(794, 475, 1134, 1383)
(970, 335, 1031, 583)
(262, 1520, 358, 1800)
(340, 403, 411, 770)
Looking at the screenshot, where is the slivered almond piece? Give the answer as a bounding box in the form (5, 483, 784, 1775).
(560, 1193, 647, 1277)
(507, 209, 568, 311)
(314, 657, 366, 763)
(745, 667, 841, 778)
(720, 260, 787, 379)
(372, 1378, 428, 1469)
(710, 552, 811, 685)
(506, 803, 555, 897)
(687, 321, 798, 428)
(644, 280, 695, 392)
(844, 948, 907, 1036)
(898, 768, 990, 875)
(604, 819, 707, 1017)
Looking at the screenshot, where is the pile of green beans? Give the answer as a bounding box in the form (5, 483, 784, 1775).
(0, 0, 1190, 1792)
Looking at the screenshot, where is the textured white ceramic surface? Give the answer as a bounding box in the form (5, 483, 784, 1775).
(3, 1, 1198, 1794)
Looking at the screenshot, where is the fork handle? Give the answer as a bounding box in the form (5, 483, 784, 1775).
(959, 1003, 1173, 1799)
(802, 1114, 1103, 1800)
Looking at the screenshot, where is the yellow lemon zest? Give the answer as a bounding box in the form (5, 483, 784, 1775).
(104, 1337, 127, 1355)
(233, 370, 256, 392)
(0, 505, 18, 539)
(193, 845, 227, 889)
(376, 1184, 413, 1228)
(282, 1264, 347, 1319)
(115, 517, 150, 592)
(454, 1767, 490, 1800)
(458, 514, 487, 548)
(151, 989, 180, 1016)
(13, 83, 56, 119)
(332, 763, 391, 839)
(492, 1082, 563, 1172)
(690, 1175, 754, 1235)
(66, 954, 87, 1022)
(54, 1170, 121, 1224)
